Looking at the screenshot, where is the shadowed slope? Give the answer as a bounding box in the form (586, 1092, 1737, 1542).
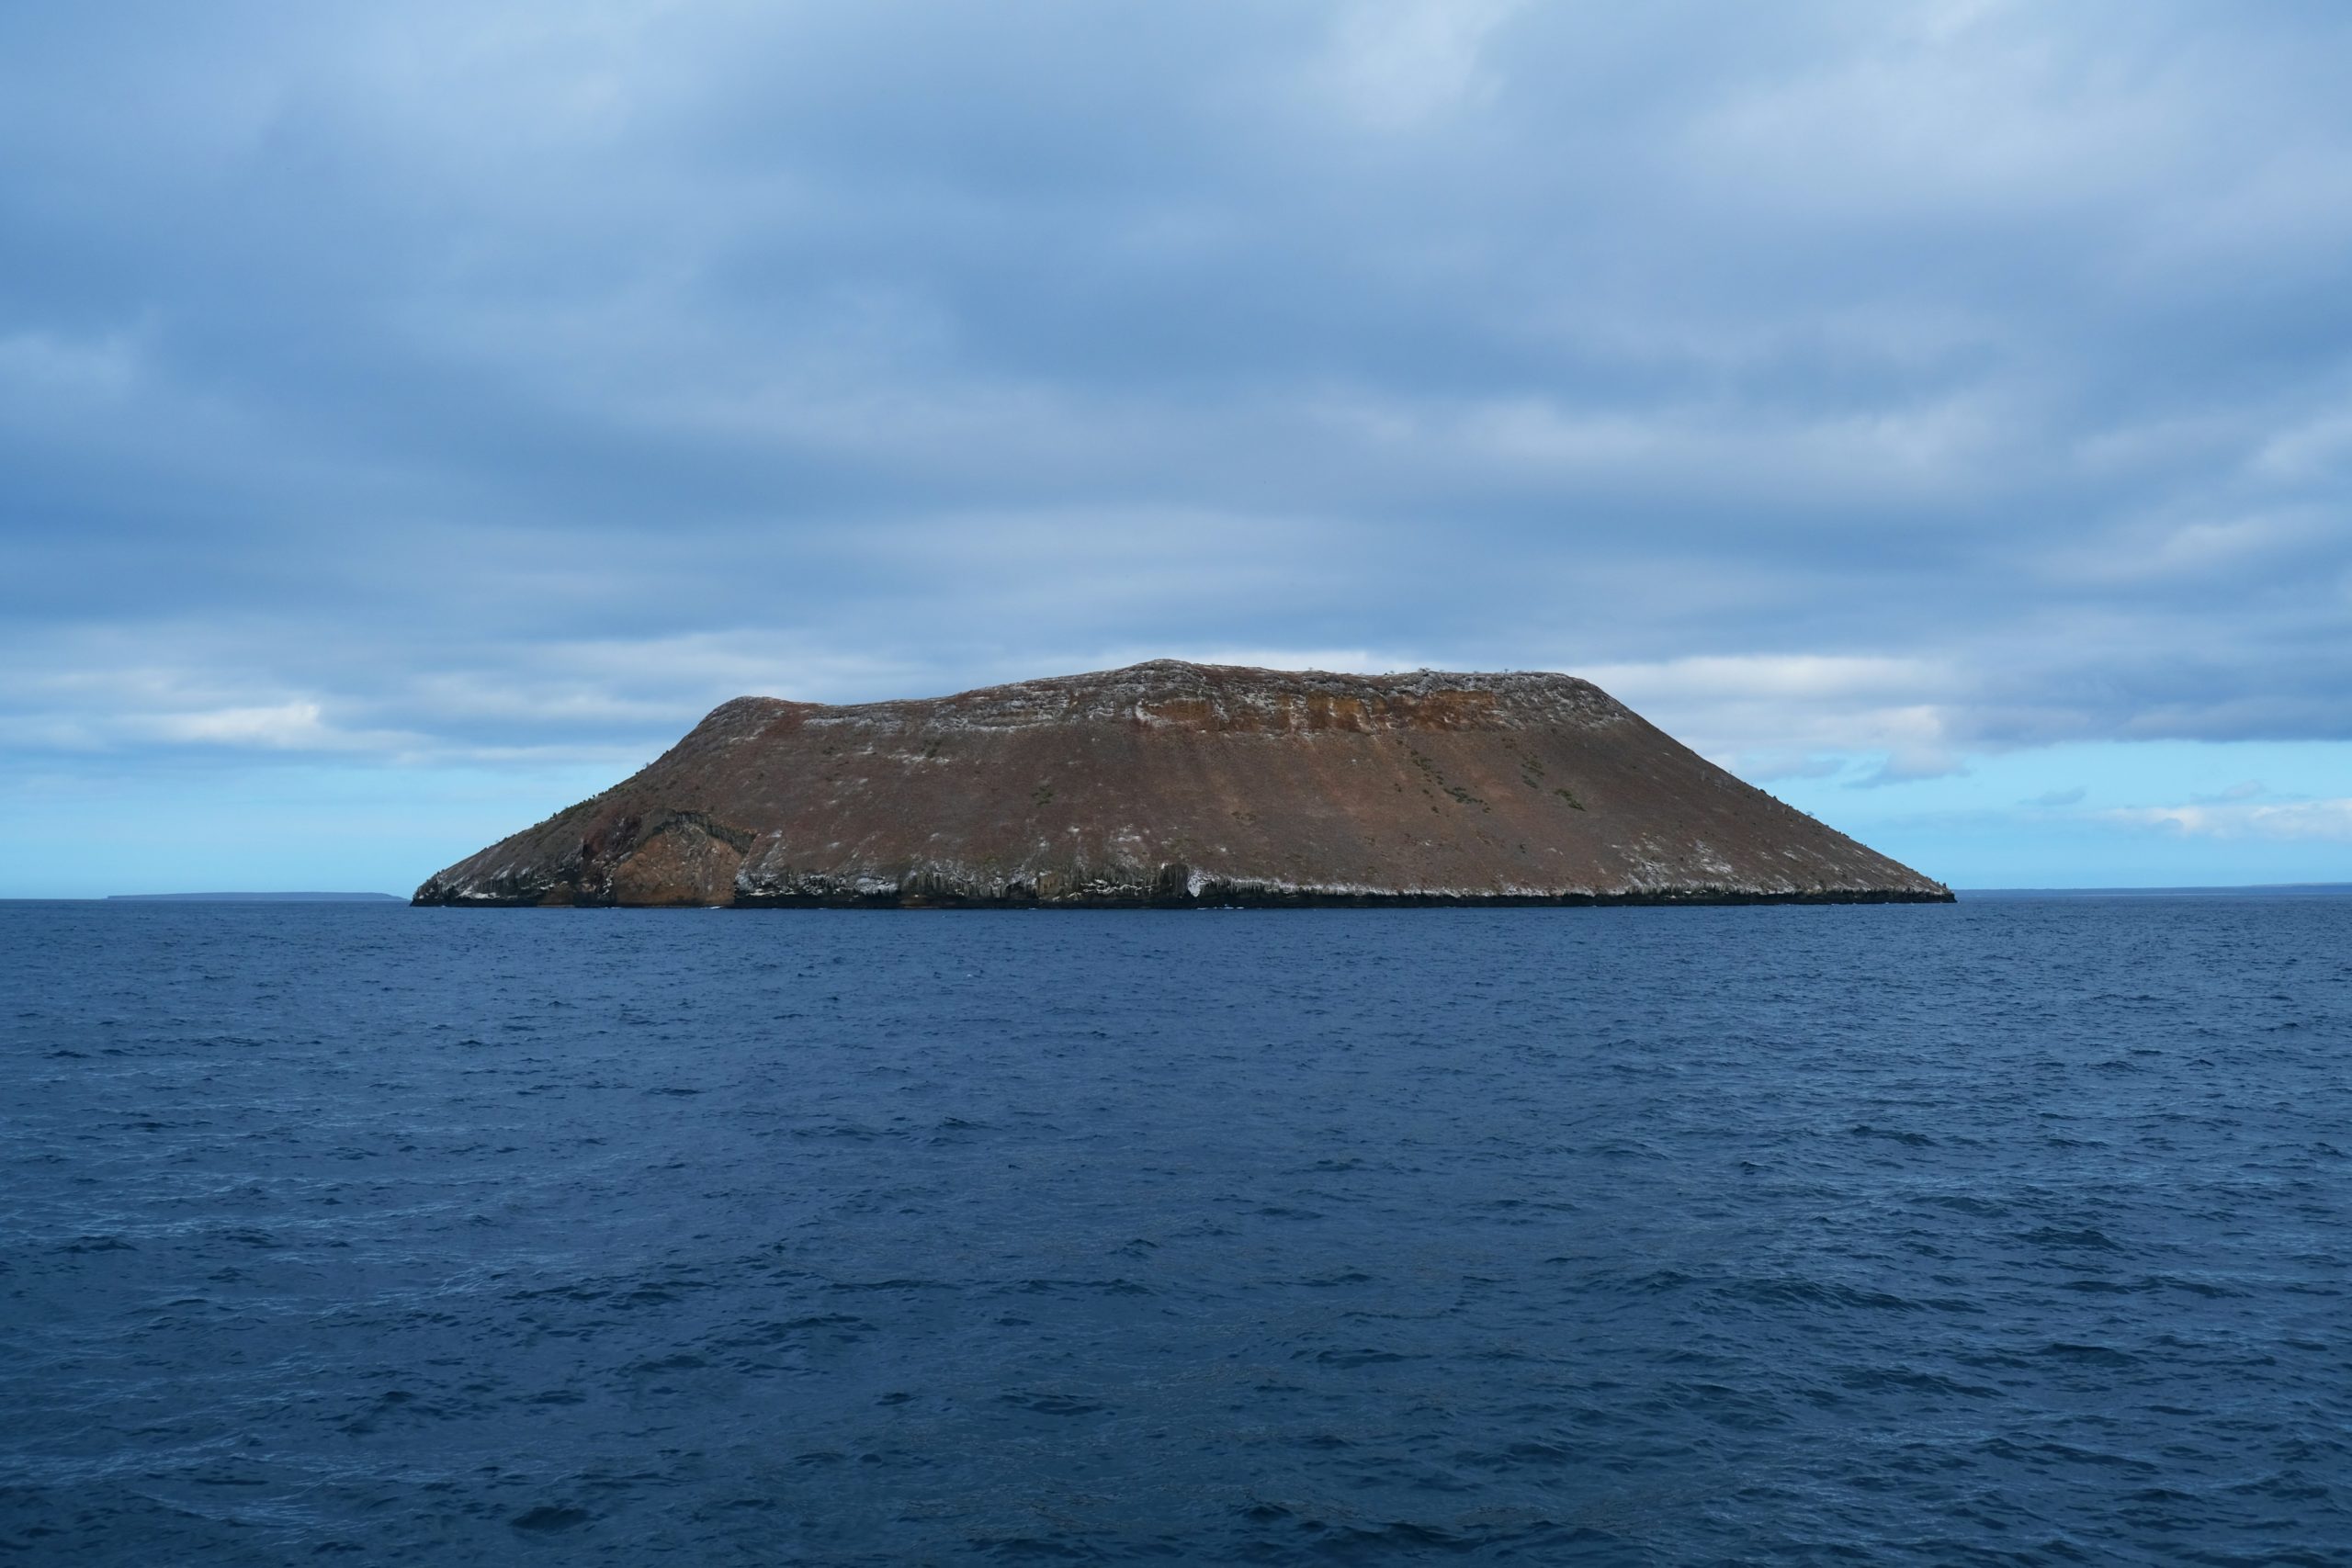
(413, 661, 1951, 907)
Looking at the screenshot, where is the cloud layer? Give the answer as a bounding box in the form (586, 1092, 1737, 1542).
(4, 0, 2348, 802)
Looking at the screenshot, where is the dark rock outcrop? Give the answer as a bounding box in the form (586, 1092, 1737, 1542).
(413, 660, 1951, 908)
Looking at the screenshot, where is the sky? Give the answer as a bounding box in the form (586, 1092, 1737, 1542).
(4, 0, 2349, 897)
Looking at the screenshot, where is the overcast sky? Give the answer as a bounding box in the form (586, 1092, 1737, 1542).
(5, 0, 2349, 895)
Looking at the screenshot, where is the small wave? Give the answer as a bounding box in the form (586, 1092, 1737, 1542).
(2039, 1341, 2140, 1367)
(2020, 1225, 2126, 1251)
(509, 1506, 592, 1532)
(1848, 1123, 1937, 1146)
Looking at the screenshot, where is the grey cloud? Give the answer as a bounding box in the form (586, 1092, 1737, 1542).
(2, 0, 2348, 776)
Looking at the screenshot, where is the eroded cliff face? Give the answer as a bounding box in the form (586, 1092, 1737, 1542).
(412, 660, 1952, 908)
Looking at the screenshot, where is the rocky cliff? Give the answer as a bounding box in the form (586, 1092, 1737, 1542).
(413, 660, 1952, 907)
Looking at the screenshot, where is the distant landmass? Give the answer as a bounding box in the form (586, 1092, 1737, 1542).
(108, 892, 403, 902)
(415, 660, 1951, 908)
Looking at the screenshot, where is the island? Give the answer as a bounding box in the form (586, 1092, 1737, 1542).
(413, 660, 1953, 908)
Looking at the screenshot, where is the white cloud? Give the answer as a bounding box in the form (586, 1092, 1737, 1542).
(1579, 653, 1952, 703)
(1571, 655, 1969, 783)
(2103, 797, 2352, 841)
(1312, 389, 2023, 506)
(148, 702, 333, 749)
(2253, 405, 2352, 481)
(1310, 0, 1529, 130)
(0, 329, 142, 408)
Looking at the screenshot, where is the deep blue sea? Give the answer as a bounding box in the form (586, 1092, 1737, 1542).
(3, 897, 2347, 1565)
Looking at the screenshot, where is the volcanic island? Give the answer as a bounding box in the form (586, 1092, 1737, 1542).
(413, 660, 1951, 908)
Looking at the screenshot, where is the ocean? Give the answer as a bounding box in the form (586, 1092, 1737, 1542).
(3, 897, 2346, 1564)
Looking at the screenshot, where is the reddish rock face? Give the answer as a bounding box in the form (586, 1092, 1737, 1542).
(412, 660, 1952, 907)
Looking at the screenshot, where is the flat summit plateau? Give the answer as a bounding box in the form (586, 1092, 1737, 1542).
(413, 660, 1952, 908)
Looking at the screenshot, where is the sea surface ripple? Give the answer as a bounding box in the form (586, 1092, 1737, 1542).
(2, 897, 2347, 1564)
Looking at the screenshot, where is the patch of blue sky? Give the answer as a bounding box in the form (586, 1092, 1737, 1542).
(0, 762, 624, 900)
(1770, 741, 2352, 889)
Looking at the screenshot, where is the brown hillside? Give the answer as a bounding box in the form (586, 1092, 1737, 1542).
(412, 660, 1951, 907)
